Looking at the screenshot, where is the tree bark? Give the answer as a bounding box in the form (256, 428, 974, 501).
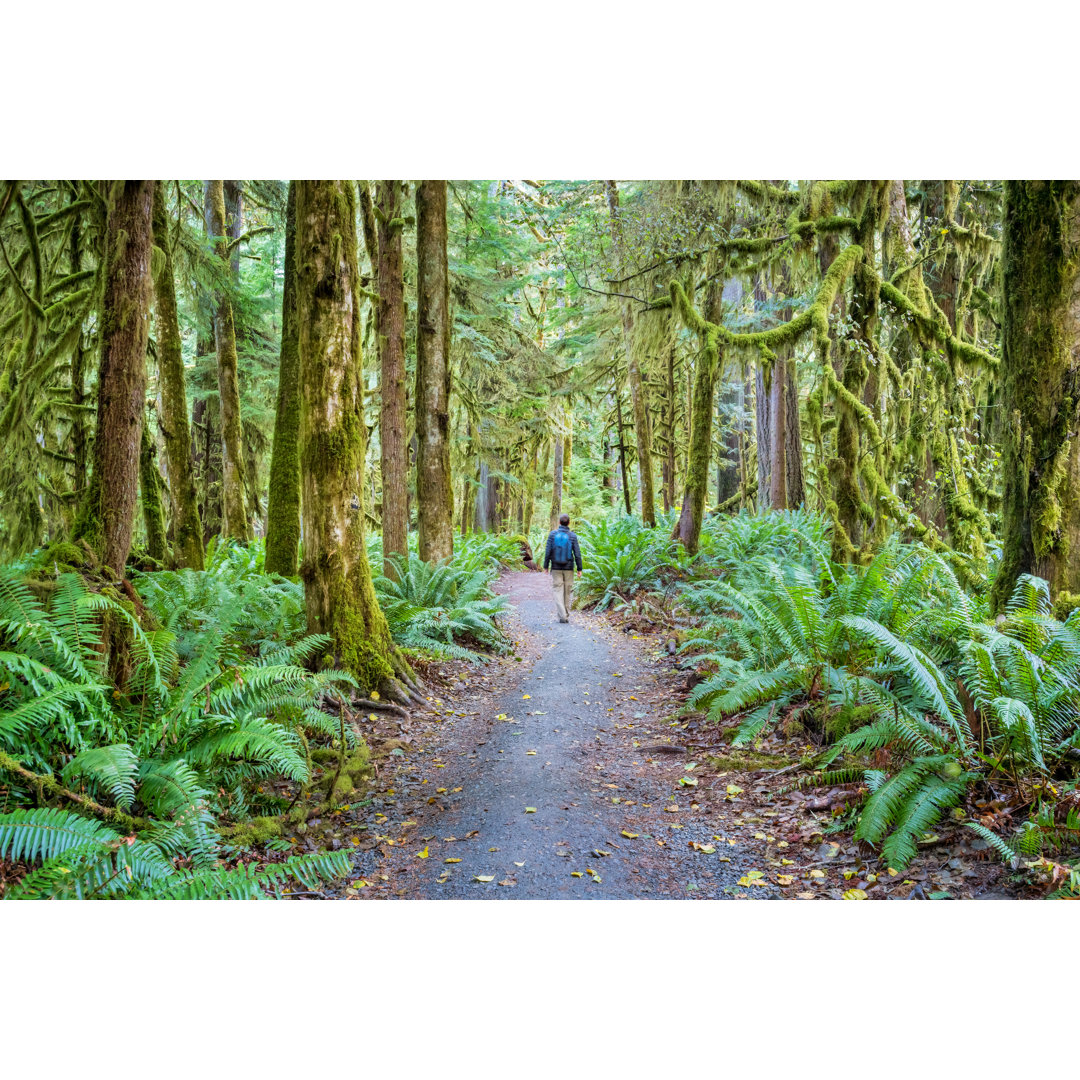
(376, 180, 409, 575)
(204, 180, 250, 541)
(264, 181, 302, 576)
(415, 180, 454, 563)
(990, 181, 1080, 611)
(151, 182, 204, 569)
(295, 180, 404, 693)
(74, 181, 155, 577)
(606, 180, 656, 526)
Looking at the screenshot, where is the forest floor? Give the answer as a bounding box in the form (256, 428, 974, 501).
(304, 570, 1015, 900)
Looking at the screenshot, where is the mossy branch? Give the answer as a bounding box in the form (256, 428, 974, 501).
(0, 749, 148, 832)
(880, 280, 998, 368)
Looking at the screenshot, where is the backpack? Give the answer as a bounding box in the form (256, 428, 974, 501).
(551, 530, 573, 565)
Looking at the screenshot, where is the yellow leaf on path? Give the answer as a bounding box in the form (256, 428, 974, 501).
(527, 751, 537, 755)
(796, 890, 816, 899)
(522, 694, 531, 699)
(777, 875, 795, 886)
(436, 788, 447, 794)
(593, 849, 612, 857)
(678, 777, 698, 787)
(726, 784, 743, 795)
(780, 858, 794, 865)
(843, 888, 868, 900)
(416, 846, 430, 859)
(754, 833, 766, 840)
(514, 861, 526, 867)
(489, 847, 499, 852)
(444, 858, 462, 864)
(664, 804, 680, 813)
(809, 869, 825, 879)
(524, 807, 537, 813)
(368, 714, 377, 722)
(887, 867, 899, 877)
(571, 871, 583, 877)
(452, 787, 462, 793)
(621, 830, 638, 839)
(498, 879, 515, 887)
(474, 875, 495, 883)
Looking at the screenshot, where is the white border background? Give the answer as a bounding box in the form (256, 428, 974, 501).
(4, 1, 1078, 1074)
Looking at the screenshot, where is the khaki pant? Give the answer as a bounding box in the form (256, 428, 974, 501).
(551, 569, 574, 621)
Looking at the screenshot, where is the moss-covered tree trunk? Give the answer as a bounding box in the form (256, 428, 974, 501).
(415, 180, 454, 563)
(376, 180, 409, 576)
(674, 282, 723, 553)
(833, 181, 885, 555)
(549, 426, 564, 529)
(605, 180, 656, 527)
(139, 412, 168, 563)
(990, 181, 1080, 612)
(151, 182, 204, 569)
(614, 385, 632, 514)
(74, 180, 155, 577)
(264, 181, 301, 576)
(203, 180, 250, 542)
(663, 340, 676, 512)
(295, 180, 408, 698)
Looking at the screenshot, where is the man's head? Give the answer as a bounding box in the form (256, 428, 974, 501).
(559, 513, 570, 527)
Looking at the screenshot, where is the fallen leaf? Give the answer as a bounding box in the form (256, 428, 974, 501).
(436, 787, 447, 794)
(524, 807, 537, 813)
(522, 694, 531, 699)
(726, 784, 743, 795)
(664, 804, 680, 813)
(593, 849, 612, 857)
(497, 879, 516, 887)
(796, 890, 816, 899)
(678, 777, 698, 787)
(843, 888, 868, 900)
(526, 751, 537, 756)
(488, 847, 499, 852)
(777, 874, 795, 886)
(416, 846, 430, 859)
(809, 869, 825, 879)
(621, 830, 639, 839)
(514, 861, 525, 867)
(444, 857, 462, 864)
(571, 871, 583, 877)
(473, 875, 495, 883)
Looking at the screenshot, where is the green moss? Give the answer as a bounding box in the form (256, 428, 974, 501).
(219, 816, 284, 846)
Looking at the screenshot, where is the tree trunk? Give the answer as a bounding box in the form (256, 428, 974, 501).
(614, 385, 632, 514)
(549, 429, 564, 528)
(139, 411, 168, 563)
(295, 180, 404, 694)
(606, 180, 656, 526)
(204, 180, 249, 541)
(673, 282, 723, 553)
(265, 181, 302, 576)
(376, 180, 409, 575)
(663, 340, 676, 512)
(755, 366, 772, 511)
(415, 180, 454, 563)
(69, 205, 89, 505)
(74, 180, 154, 577)
(151, 182, 204, 569)
(990, 181, 1080, 611)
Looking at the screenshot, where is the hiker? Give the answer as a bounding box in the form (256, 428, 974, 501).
(543, 513, 583, 623)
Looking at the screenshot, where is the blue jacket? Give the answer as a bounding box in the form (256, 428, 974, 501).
(544, 525, 582, 571)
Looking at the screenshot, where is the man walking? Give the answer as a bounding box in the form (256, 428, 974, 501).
(543, 513, 583, 623)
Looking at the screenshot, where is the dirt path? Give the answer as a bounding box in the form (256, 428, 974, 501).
(346, 571, 751, 899)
